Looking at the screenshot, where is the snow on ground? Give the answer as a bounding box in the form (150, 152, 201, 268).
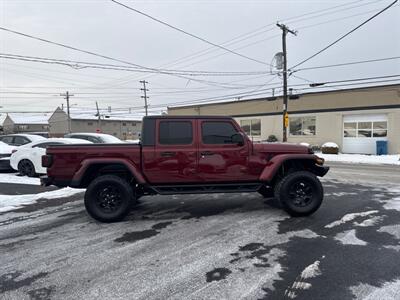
(334, 229, 367, 246)
(318, 153, 400, 165)
(350, 279, 400, 300)
(325, 210, 379, 228)
(0, 173, 40, 185)
(284, 259, 323, 299)
(0, 187, 84, 212)
(378, 225, 400, 240)
(383, 194, 400, 212)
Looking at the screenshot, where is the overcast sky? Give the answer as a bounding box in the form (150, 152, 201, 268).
(0, 0, 399, 116)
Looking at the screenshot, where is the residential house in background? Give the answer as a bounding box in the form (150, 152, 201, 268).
(1, 113, 50, 134)
(168, 84, 400, 155)
(48, 107, 142, 140)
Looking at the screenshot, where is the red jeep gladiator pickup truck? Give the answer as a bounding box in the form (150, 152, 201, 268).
(42, 116, 329, 222)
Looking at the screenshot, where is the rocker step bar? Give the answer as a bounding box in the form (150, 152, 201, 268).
(152, 183, 262, 195)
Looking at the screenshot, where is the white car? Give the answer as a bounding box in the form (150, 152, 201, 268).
(10, 138, 91, 176)
(64, 133, 123, 144)
(0, 134, 45, 146)
(0, 141, 17, 171)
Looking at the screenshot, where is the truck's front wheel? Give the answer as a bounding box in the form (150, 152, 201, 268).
(84, 175, 135, 222)
(274, 171, 323, 217)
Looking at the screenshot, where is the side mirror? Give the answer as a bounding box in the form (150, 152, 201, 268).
(231, 133, 245, 146)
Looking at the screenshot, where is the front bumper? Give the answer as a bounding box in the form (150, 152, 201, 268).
(0, 158, 12, 171)
(314, 165, 330, 177)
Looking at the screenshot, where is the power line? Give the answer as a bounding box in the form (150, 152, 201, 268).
(291, 0, 399, 69)
(293, 56, 400, 72)
(97, 0, 369, 87)
(97, 1, 388, 88)
(0, 53, 271, 76)
(106, 76, 400, 112)
(0, 27, 267, 87)
(110, 0, 268, 66)
(108, 0, 372, 75)
(2, 75, 399, 98)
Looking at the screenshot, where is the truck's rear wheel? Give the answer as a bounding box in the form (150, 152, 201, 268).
(84, 175, 135, 222)
(274, 171, 323, 217)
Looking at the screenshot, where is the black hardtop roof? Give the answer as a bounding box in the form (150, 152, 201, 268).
(143, 115, 232, 120)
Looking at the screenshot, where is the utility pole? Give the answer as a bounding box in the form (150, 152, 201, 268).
(276, 23, 296, 142)
(95, 101, 101, 132)
(60, 91, 74, 133)
(140, 80, 149, 116)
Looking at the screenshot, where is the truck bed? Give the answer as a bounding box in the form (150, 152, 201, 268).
(45, 143, 141, 187)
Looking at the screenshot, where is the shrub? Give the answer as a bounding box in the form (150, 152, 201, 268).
(321, 142, 339, 154)
(267, 135, 278, 142)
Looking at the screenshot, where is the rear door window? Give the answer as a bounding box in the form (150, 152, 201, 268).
(159, 121, 193, 145)
(0, 136, 14, 145)
(13, 136, 30, 146)
(202, 121, 238, 144)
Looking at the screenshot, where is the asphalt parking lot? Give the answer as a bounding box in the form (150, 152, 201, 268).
(1, 163, 399, 300)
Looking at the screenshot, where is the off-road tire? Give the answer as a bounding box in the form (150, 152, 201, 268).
(18, 160, 36, 177)
(274, 171, 323, 217)
(84, 175, 135, 222)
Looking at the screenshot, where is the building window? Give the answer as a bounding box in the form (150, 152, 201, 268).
(42, 125, 49, 130)
(344, 121, 387, 138)
(240, 119, 261, 136)
(373, 121, 387, 137)
(132, 122, 137, 126)
(88, 122, 93, 126)
(122, 122, 127, 126)
(290, 116, 316, 136)
(18, 125, 29, 130)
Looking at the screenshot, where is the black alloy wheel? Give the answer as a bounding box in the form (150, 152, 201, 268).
(84, 175, 135, 222)
(288, 180, 314, 207)
(18, 160, 36, 177)
(274, 171, 323, 217)
(96, 185, 123, 213)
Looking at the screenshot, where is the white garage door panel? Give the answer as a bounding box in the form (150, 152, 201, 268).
(343, 137, 387, 154)
(342, 114, 388, 155)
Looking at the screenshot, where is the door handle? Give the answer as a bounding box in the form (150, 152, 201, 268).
(200, 151, 214, 156)
(160, 151, 176, 157)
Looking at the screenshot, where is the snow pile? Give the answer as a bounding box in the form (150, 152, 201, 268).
(0, 173, 40, 185)
(322, 142, 339, 148)
(319, 153, 400, 165)
(0, 187, 84, 212)
(299, 142, 310, 147)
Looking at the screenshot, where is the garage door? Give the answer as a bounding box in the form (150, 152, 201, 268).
(342, 114, 388, 154)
